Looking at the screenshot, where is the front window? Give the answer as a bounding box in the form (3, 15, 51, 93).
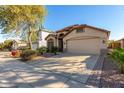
(76, 28, 85, 33)
(59, 33, 64, 37)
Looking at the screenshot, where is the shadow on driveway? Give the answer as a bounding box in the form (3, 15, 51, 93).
(0, 52, 102, 88)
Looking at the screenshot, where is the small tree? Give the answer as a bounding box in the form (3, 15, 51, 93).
(0, 43, 4, 50)
(0, 5, 46, 49)
(37, 46, 47, 55)
(3, 40, 13, 50)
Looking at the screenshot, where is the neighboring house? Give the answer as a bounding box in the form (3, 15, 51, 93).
(32, 28, 53, 50)
(109, 38, 124, 49)
(12, 40, 27, 50)
(45, 24, 110, 54)
(117, 38, 124, 48)
(108, 40, 120, 49)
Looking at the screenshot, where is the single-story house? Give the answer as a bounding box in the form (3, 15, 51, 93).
(109, 38, 124, 49)
(12, 40, 27, 50)
(108, 40, 120, 49)
(45, 24, 110, 54)
(117, 38, 124, 48)
(32, 28, 53, 50)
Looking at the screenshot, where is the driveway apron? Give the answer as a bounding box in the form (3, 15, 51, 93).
(0, 52, 99, 88)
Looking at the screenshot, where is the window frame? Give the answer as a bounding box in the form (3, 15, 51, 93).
(76, 28, 85, 33)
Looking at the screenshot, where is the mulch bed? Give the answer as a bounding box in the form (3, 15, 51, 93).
(100, 56, 124, 88)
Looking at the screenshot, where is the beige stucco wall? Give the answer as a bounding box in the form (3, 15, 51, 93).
(63, 27, 109, 54)
(57, 31, 67, 36)
(18, 43, 27, 47)
(12, 42, 27, 50)
(64, 27, 108, 40)
(120, 40, 123, 48)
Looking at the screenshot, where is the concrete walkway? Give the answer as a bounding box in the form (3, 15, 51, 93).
(0, 52, 99, 88)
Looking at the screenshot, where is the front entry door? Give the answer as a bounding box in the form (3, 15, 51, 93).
(47, 39, 54, 52)
(48, 42, 54, 52)
(58, 39, 63, 52)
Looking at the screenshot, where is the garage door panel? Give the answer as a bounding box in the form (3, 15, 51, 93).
(67, 39, 100, 54)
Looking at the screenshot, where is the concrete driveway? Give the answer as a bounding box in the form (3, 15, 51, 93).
(0, 52, 99, 88)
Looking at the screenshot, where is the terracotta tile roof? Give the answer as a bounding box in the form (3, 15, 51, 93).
(60, 24, 110, 38)
(46, 24, 110, 40)
(56, 24, 110, 33)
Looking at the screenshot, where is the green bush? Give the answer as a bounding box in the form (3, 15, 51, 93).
(20, 50, 37, 61)
(18, 47, 30, 52)
(110, 48, 124, 73)
(0, 43, 4, 51)
(52, 46, 59, 55)
(0, 40, 13, 51)
(3, 40, 13, 51)
(36, 46, 47, 55)
(111, 48, 124, 61)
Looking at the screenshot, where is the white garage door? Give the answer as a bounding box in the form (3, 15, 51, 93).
(67, 38, 101, 54)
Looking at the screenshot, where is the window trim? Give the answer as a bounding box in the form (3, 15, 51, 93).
(76, 28, 85, 33)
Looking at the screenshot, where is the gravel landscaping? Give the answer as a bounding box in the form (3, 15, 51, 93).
(100, 56, 124, 88)
(86, 50, 124, 88)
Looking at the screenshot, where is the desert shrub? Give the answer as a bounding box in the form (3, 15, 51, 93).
(20, 50, 37, 61)
(52, 46, 59, 55)
(0, 43, 4, 51)
(36, 46, 47, 55)
(111, 48, 124, 61)
(110, 48, 124, 73)
(0, 40, 13, 51)
(3, 40, 13, 51)
(17, 47, 30, 51)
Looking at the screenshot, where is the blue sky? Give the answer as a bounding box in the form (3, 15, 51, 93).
(0, 5, 124, 42)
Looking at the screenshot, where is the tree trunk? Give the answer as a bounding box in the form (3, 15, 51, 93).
(28, 26, 33, 50)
